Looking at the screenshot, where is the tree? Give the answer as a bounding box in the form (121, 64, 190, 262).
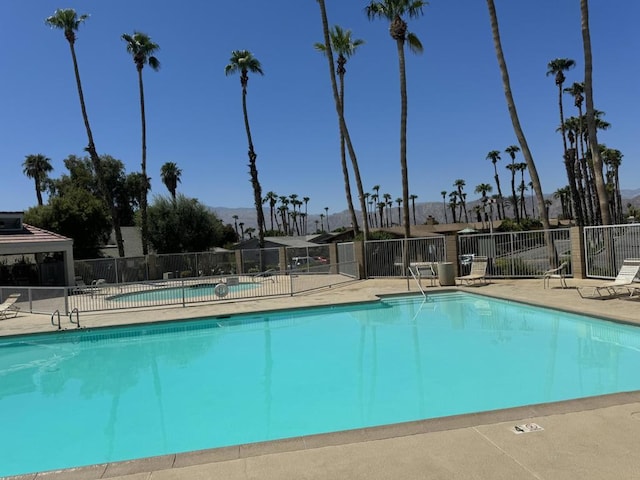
(45, 8, 125, 257)
(581, 0, 610, 225)
(409, 193, 418, 225)
(454, 179, 468, 223)
(504, 145, 520, 222)
(315, 0, 370, 239)
(485, 150, 505, 219)
(315, 25, 365, 237)
(324, 206, 330, 231)
(366, 0, 427, 240)
(225, 50, 267, 248)
(485, 0, 551, 237)
(23, 154, 53, 206)
(160, 162, 181, 200)
(122, 31, 160, 255)
(147, 194, 224, 254)
(547, 58, 583, 225)
(263, 191, 279, 232)
(440, 190, 448, 223)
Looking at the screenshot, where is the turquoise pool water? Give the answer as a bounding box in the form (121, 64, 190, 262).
(108, 281, 257, 302)
(2, 291, 640, 476)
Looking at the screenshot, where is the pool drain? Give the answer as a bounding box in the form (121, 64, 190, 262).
(512, 423, 544, 434)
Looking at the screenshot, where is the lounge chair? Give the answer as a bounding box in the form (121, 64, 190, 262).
(456, 256, 488, 286)
(542, 261, 569, 289)
(577, 258, 640, 299)
(0, 293, 21, 319)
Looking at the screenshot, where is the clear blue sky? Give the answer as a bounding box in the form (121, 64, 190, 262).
(2, 1, 638, 217)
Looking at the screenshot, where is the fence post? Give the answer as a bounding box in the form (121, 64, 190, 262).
(234, 250, 243, 274)
(354, 240, 366, 279)
(570, 226, 586, 279)
(444, 235, 459, 277)
(278, 247, 287, 272)
(328, 243, 338, 274)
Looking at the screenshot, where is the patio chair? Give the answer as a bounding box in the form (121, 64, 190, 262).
(542, 261, 569, 289)
(0, 293, 21, 319)
(577, 258, 640, 299)
(456, 256, 488, 286)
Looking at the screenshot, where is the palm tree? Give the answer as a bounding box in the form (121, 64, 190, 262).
(485, 150, 505, 220)
(122, 31, 160, 255)
(485, 0, 551, 235)
(232, 214, 239, 238)
(46, 8, 125, 256)
(409, 193, 418, 225)
(315, 25, 365, 237)
(303, 196, 310, 233)
(475, 183, 493, 226)
(440, 190, 448, 223)
(581, 0, 610, 225)
(366, 0, 427, 239)
(453, 179, 468, 223)
(315, 0, 370, 239)
(504, 145, 520, 222)
(547, 58, 583, 226)
(22, 154, 53, 206)
(225, 50, 267, 247)
(324, 206, 330, 232)
(159, 162, 181, 201)
(602, 146, 623, 223)
(448, 191, 458, 223)
(263, 191, 278, 232)
(395, 197, 403, 225)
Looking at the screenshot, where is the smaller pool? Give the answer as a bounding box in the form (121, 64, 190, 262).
(108, 282, 258, 303)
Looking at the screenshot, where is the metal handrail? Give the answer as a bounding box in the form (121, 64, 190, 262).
(50, 310, 61, 330)
(69, 307, 81, 328)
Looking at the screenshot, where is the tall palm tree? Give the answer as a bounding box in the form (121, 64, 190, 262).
(485, 0, 551, 235)
(315, 0, 370, 239)
(485, 150, 505, 219)
(159, 161, 181, 200)
(315, 25, 365, 237)
(366, 0, 427, 240)
(225, 50, 267, 248)
(122, 31, 160, 255)
(324, 206, 330, 232)
(46, 8, 124, 256)
(581, 0, 610, 225)
(232, 215, 239, 238)
(22, 154, 53, 206)
(504, 145, 520, 222)
(547, 58, 583, 226)
(440, 190, 448, 223)
(303, 196, 310, 233)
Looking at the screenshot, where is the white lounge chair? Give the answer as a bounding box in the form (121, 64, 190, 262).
(0, 293, 21, 319)
(577, 258, 640, 298)
(542, 261, 569, 289)
(456, 256, 488, 286)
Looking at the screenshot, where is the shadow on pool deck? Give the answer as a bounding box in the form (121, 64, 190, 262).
(4, 278, 640, 480)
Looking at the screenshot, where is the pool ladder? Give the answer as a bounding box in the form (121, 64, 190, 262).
(407, 266, 426, 297)
(50, 308, 81, 330)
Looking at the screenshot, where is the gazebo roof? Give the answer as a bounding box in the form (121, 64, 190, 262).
(0, 223, 72, 254)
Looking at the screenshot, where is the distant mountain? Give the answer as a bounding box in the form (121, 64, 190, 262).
(211, 191, 640, 231)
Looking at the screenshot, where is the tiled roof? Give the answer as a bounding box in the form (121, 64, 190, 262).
(0, 223, 71, 245)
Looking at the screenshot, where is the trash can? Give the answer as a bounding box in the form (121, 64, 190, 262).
(438, 262, 455, 286)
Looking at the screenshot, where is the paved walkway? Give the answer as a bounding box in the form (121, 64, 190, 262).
(3, 278, 640, 479)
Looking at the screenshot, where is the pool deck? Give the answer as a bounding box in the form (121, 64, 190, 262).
(3, 277, 640, 480)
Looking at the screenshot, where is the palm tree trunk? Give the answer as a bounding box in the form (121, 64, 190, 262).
(317, 0, 370, 239)
(581, 0, 610, 225)
(242, 82, 266, 248)
(138, 68, 149, 255)
(339, 72, 360, 234)
(558, 84, 584, 225)
(69, 41, 125, 257)
(486, 0, 555, 266)
(396, 38, 411, 240)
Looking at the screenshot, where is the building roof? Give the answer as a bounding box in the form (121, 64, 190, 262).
(0, 223, 73, 255)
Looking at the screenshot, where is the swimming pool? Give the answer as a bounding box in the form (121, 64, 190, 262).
(107, 281, 258, 303)
(2, 291, 640, 477)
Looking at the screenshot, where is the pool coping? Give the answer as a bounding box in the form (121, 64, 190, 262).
(9, 391, 640, 480)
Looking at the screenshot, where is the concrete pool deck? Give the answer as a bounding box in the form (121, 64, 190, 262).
(3, 278, 640, 480)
